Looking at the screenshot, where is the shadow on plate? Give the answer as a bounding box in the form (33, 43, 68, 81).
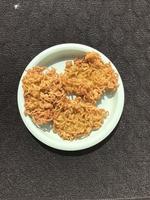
(31, 120, 121, 156)
(96, 91, 116, 107)
(36, 124, 52, 132)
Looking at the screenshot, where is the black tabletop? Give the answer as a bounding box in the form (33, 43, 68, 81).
(1, 0, 150, 199)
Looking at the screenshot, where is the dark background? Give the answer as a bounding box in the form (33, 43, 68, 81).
(0, 0, 150, 199)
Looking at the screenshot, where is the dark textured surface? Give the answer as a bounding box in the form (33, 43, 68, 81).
(0, 0, 150, 199)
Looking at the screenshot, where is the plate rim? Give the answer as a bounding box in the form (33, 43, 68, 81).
(17, 43, 125, 151)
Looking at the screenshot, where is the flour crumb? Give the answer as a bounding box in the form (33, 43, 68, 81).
(14, 3, 20, 10)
